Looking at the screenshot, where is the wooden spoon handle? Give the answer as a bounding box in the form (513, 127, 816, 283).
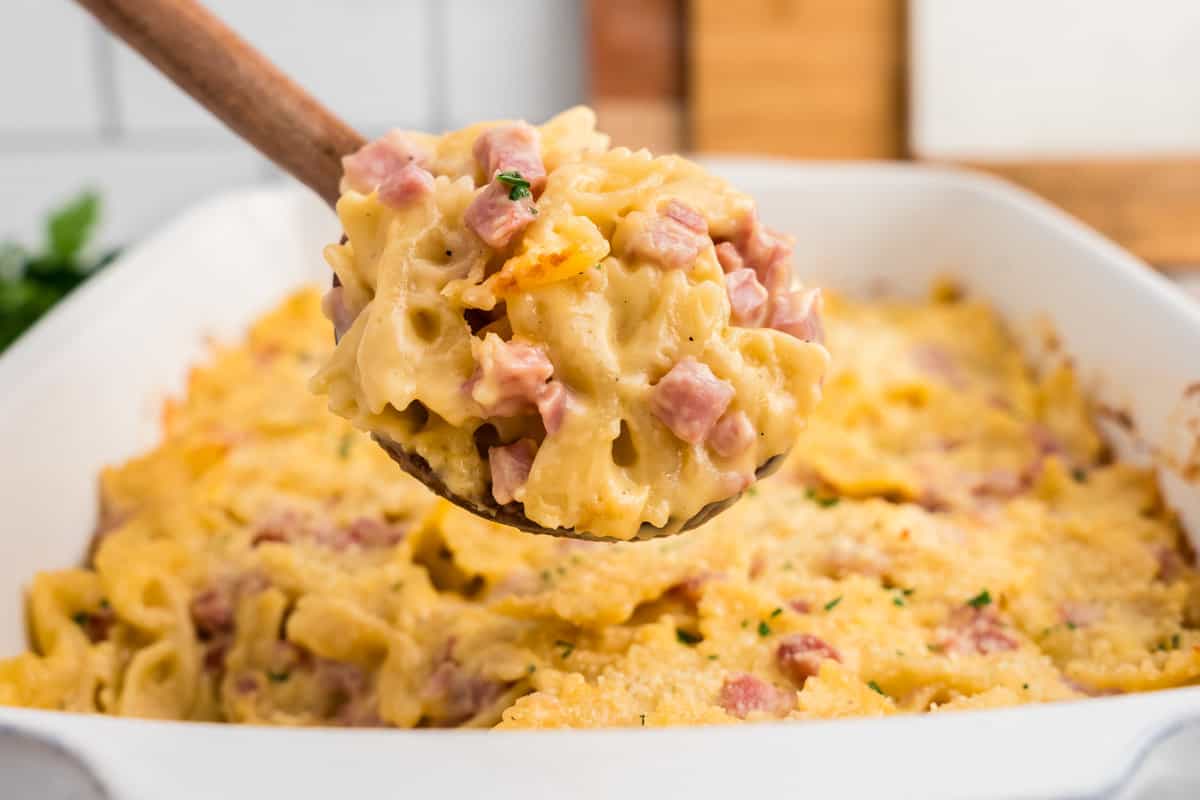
(75, 0, 364, 207)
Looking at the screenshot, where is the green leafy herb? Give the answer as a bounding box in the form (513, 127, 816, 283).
(99, 598, 110, 609)
(676, 628, 702, 646)
(1, 191, 119, 352)
(554, 639, 575, 659)
(527, 664, 537, 674)
(805, 488, 840, 508)
(496, 170, 532, 201)
(1066, 621, 1077, 630)
(967, 589, 992, 609)
(1172, 633, 1182, 650)
(892, 595, 906, 607)
(594, 263, 603, 270)
(266, 670, 290, 683)
(337, 433, 354, 459)
(1071, 468, 1087, 483)
(71, 611, 89, 626)
(769, 607, 783, 619)
(867, 680, 887, 696)
(824, 596, 843, 612)
(1022, 683, 1030, 690)
(707, 654, 719, 661)
(747, 486, 758, 497)
(757, 621, 771, 637)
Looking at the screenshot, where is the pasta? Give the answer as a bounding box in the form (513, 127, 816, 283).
(311, 108, 829, 540)
(2, 287, 1197, 726)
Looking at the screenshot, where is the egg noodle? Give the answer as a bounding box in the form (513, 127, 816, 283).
(2, 288, 1197, 726)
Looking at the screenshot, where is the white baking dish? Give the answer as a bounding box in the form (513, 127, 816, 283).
(1, 163, 1199, 800)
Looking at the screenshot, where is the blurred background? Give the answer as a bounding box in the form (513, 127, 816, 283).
(2, 0, 1199, 327)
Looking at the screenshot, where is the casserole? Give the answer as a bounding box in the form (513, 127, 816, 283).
(1, 163, 1198, 799)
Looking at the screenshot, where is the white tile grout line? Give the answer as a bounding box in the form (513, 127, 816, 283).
(89, 22, 122, 142)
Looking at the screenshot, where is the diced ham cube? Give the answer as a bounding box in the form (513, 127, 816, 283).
(630, 201, 711, 270)
(708, 410, 755, 458)
(473, 123, 546, 191)
(788, 599, 813, 614)
(421, 643, 507, 727)
(714, 241, 745, 274)
(489, 439, 538, 505)
(342, 131, 431, 194)
(535, 380, 571, 435)
(650, 357, 735, 444)
(378, 163, 434, 208)
(468, 335, 555, 418)
(732, 214, 794, 293)
(1060, 601, 1104, 628)
(76, 604, 116, 644)
(725, 269, 769, 327)
(770, 287, 824, 344)
(190, 585, 235, 639)
(662, 199, 708, 234)
(718, 673, 794, 719)
(936, 606, 1019, 656)
(775, 633, 841, 688)
(315, 517, 407, 551)
(321, 286, 356, 339)
(1155, 545, 1192, 582)
(465, 180, 537, 249)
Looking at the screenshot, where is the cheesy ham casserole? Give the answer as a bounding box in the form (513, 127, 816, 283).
(311, 108, 829, 540)
(2, 288, 1198, 726)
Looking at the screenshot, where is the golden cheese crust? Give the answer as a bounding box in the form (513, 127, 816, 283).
(311, 108, 829, 539)
(2, 288, 1197, 726)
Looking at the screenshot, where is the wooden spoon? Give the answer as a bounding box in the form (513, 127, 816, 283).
(76, 0, 779, 541)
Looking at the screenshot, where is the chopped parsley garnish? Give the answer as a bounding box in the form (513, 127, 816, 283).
(496, 170, 532, 201)
(741, 619, 749, 629)
(966, 589, 992, 609)
(707, 654, 719, 661)
(1172, 633, 1182, 650)
(541, 569, 552, 583)
(769, 607, 783, 619)
(1071, 468, 1087, 483)
(805, 488, 840, 507)
(71, 611, 89, 626)
(747, 486, 758, 497)
(266, 670, 290, 683)
(554, 639, 575, 659)
(594, 263, 602, 270)
(676, 628, 702, 645)
(1022, 683, 1030, 690)
(1065, 621, 1077, 630)
(892, 595, 906, 607)
(527, 664, 537, 674)
(867, 680, 887, 696)
(99, 598, 110, 609)
(757, 621, 771, 637)
(824, 596, 843, 612)
(640, 713, 646, 726)
(337, 433, 354, 459)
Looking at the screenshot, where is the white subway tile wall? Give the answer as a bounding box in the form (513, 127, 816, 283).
(1, 0, 585, 248)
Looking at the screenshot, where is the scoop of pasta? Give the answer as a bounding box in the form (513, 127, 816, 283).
(311, 107, 829, 541)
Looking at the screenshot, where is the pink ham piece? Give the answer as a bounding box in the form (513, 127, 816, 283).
(775, 633, 841, 688)
(473, 123, 546, 191)
(714, 241, 745, 274)
(316, 517, 407, 551)
(708, 410, 755, 458)
(489, 439, 538, 505)
(936, 606, 1019, 656)
(190, 585, 236, 639)
(342, 131, 431, 194)
(650, 357, 735, 444)
(718, 674, 794, 719)
(725, 269, 769, 327)
(630, 200, 711, 270)
(535, 380, 571, 435)
(321, 286, 356, 340)
(465, 179, 537, 249)
(731, 214, 794, 293)
(910, 343, 966, 390)
(76, 604, 116, 644)
(421, 641, 507, 727)
(769, 287, 824, 344)
(378, 163, 434, 208)
(468, 335, 554, 417)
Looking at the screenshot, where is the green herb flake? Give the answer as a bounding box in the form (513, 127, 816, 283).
(902, 588, 915, 596)
(496, 171, 532, 201)
(1066, 621, 1077, 630)
(1071, 468, 1087, 483)
(927, 642, 945, 653)
(757, 621, 771, 637)
(1172, 633, 1182, 650)
(966, 589, 992, 609)
(594, 263, 603, 271)
(1022, 683, 1030, 690)
(824, 596, 843, 612)
(676, 628, 702, 646)
(769, 607, 783, 619)
(893, 595, 905, 607)
(554, 639, 575, 659)
(805, 487, 840, 508)
(747, 486, 758, 497)
(527, 664, 537, 674)
(707, 654, 719, 661)
(867, 680, 887, 696)
(71, 611, 89, 626)
(266, 670, 290, 683)
(99, 598, 110, 609)
(741, 619, 749, 629)
(337, 433, 354, 459)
